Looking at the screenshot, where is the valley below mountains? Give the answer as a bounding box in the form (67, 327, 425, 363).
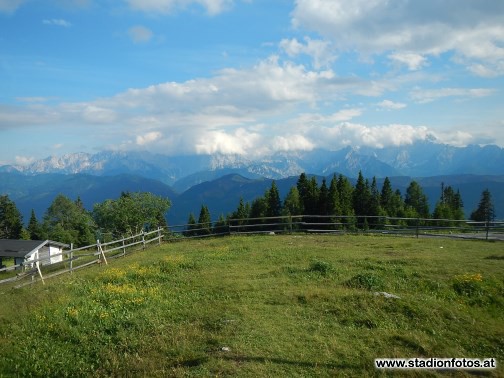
(1, 141, 503, 225)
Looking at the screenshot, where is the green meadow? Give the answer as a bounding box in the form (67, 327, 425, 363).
(0, 234, 503, 377)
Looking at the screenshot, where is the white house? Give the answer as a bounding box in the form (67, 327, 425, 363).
(0, 240, 69, 269)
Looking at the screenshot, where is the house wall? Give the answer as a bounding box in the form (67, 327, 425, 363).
(38, 246, 63, 265)
(20, 252, 37, 270)
(49, 245, 63, 264)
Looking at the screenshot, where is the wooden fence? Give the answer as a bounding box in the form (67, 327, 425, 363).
(164, 215, 504, 241)
(0, 228, 163, 289)
(1, 216, 502, 289)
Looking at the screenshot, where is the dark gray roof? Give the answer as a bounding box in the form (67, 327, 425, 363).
(0, 240, 68, 259)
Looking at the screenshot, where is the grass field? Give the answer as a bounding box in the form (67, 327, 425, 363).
(0, 234, 503, 377)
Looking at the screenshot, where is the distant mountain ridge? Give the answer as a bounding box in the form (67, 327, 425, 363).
(2, 142, 503, 189)
(2, 170, 503, 227)
(2, 141, 503, 226)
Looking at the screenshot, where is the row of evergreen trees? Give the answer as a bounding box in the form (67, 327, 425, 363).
(185, 172, 496, 234)
(0, 172, 497, 242)
(0, 192, 170, 247)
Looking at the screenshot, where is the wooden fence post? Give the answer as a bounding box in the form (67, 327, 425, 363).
(35, 251, 45, 285)
(122, 238, 126, 256)
(158, 227, 162, 245)
(97, 240, 108, 265)
(69, 243, 74, 274)
(142, 231, 146, 250)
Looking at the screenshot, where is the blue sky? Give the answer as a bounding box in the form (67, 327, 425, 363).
(1, 0, 503, 166)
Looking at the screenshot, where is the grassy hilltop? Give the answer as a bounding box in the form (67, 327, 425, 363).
(0, 235, 503, 377)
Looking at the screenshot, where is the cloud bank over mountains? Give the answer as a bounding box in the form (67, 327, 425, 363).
(0, 0, 503, 165)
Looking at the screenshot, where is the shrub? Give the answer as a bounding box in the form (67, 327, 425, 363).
(346, 273, 384, 291)
(308, 260, 334, 275)
(453, 273, 484, 297)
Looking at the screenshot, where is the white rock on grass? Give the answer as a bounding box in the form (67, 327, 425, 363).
(374, 292, 401, 299)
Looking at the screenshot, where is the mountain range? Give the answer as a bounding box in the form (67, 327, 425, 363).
(1, 141, 503, 225)
(2, 141, 503, 190)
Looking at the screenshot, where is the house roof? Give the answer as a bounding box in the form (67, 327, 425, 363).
(0, 240, 69, 259)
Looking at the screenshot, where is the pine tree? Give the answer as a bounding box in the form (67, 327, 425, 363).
(185, 213, 197, 236)
(433, 184, 465, 225)
(305, 177, 320, 216)
(296, 173, 309, 214)
(369, 177, 382, 216)
(231, 197, 249, 226)
(249, 196, 268, 231)
(212, 214, 228, 235)
(0, 195, 24, 239)
(197, 205, 212, 235)
(283, 187, 302, 216)
(328, 175, 341, 216)
(470, 189, 495, 222)
(27, 209, 44, 240)
(405, 181, 430, 219)
(318, 178, 330, 216)
(380, 177, 394, 217)
(266, 181, 282, 218)
(353, 171, 371, 227)
(337, 175, 356, 229)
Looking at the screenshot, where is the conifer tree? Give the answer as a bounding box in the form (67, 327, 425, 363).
(353, 171, 371, 227)
(470, 189, 495, 223)
(213, 214, 228, 234)
(185, 213, 197, 236)
(0, 195, 23, 239)
(337, 174, 356, 229)
(27, 209, 44, 240)
(328, 175, 341, 216)
(369, 177, 382, 217)
(380, 177, 394, 217)
(318, 178, 330, 216)
(266, 181, 282, 218)
(405, 181, 430, 219)
(283, 187, 302, 216)
(296, 173, 309, 214)
(197, 205, 212, 235)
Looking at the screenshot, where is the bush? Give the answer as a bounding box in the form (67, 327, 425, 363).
(308, 260, 334, 275)
(346, 273, 384, 291)
(453, 273, 484, 297)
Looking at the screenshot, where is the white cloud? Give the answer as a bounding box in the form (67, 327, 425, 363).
(292, 0, 504, 75)
(410, 87, 497, 103)
(43, 19, 72, 27)
(377, 100, 406, 110)
(14, 155, 35, 166)
(128, 25, 153, 44)
(81, 105, 117, 124)
(280, 37, 336, 69)
(136, 131, 162, 146)
(294, 109, 362, 126)
(271, 134, 314, 152)
(311, 123, 432, 149)
(195, 128, 263, 155)
(0, 0, 26, 13)
(125, 0, 233, 15)
(1, 53, 498, 156)
(388, 52, 427, 71)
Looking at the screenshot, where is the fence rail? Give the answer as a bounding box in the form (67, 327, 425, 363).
(164, 215, 504, 242)
(1, 217, 502, 289)
(0, 228, 163, 289)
